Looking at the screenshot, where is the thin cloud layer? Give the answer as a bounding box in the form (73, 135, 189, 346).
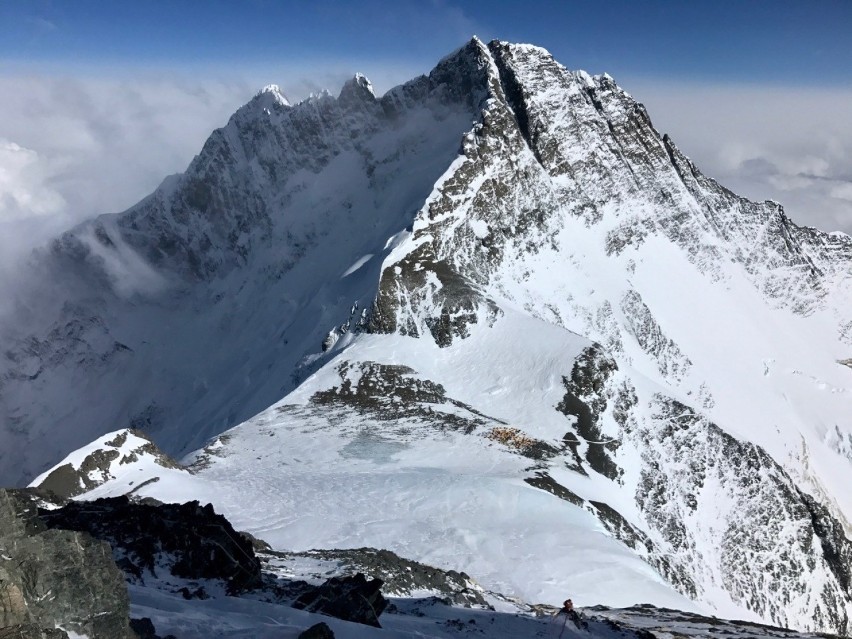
(628, 80, 852, 235)
(0, 74, 253, 225)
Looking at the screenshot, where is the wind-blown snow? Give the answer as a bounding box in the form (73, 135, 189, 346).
(343, 254, 375, 277)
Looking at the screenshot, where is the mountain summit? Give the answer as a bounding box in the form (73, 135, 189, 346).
(3, 38, 852, 632)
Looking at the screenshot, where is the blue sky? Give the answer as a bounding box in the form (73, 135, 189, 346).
(4, 0, 851, 85)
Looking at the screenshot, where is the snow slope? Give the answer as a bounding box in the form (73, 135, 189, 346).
(128, 579, 841, 639)
(9, 37, 852, 634)
(61, 314, 700, 612)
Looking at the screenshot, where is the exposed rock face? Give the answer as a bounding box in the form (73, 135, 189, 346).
(556, 345, 622, 480)
(0, 627, 69, 639)
(310, 361, 498, 434)
(0, 489, 134, 639)
(610, 390, 852, 634)
(367, 39, 850, 350)
(619, 290, 691, 382)
(298, 622, 335, 639)
(277, 547, 490, 608)
(39, 496, 263, 594)
(292, 573, 388, 627)
(34, 429, 181, 500)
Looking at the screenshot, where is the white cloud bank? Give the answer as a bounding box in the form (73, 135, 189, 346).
(0, 71, 849, 284)
(0, 139, 65, 220)
(0, 74, 254, 228)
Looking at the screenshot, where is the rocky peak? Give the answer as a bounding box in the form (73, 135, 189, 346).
(337, 72, 375, 106)
(371, 34, 852, 351)
(30, 428, 184, 501)
(253, 83, 291, 110)
(380, 35, 496, 114)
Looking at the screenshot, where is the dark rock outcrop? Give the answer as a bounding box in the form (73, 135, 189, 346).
(293, 573, 388, 627)
(556, 345, 622, 480)
(39, 496, 262, 594)
(298, 622, 336, 639)
(310, 360, 497, 434)
(0, 489, 134, 639)
(524, 472, 584, 506)
(285, 547, 489, 608)
(129, 617, 176, 639)
(0, 626, 69, 639)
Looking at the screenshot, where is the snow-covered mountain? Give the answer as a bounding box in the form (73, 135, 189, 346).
(3, 37, 852, 633)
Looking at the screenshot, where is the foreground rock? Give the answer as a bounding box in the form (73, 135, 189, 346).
(265, 547, 490, 608)
(0, 489, 134, 639)
(0, 626, 70, 639)
(39, 496, 263, 594)
(293, 573, 388, 627)
(297, 622, 335, 639)
(129, 617, 176, 639)
(2, 486, 846, 639)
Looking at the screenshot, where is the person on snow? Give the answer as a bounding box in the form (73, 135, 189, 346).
(552, 598, 586, 634)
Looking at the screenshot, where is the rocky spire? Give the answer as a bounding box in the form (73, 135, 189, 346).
(337, 73, 376, 106)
